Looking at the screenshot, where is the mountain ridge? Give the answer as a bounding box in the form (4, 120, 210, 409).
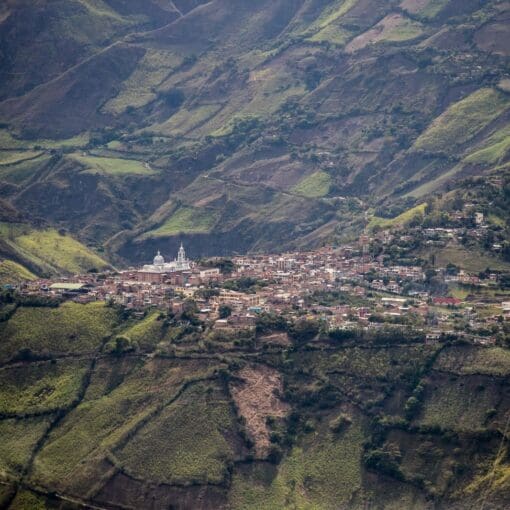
(0, 0, 509, 270)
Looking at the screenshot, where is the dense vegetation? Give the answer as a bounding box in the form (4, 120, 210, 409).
(0, 301, 508, 509)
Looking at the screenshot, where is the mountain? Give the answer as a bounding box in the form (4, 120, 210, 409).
(0, 4, 510, 508)
(0, 0, 508, 274)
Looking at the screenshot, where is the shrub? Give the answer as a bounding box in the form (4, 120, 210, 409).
(160, 88, 185, 108)
(364, 444, 404, 480)
(485, 408, 497, 420)
(329, 413, 352, 434)
(267, 445, 283, 464)
(219, 305, 232, 319)
(256, 313, 288, 335)
(290, 318, 320, 344)
(106, 335, 138, 355)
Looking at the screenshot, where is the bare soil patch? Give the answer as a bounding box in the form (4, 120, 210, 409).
(346, 14, 411, 53)
(258, 332, 291, 347)
(230, 365, 289, 457)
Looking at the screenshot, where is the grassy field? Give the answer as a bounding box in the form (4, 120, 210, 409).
(0, 418, 52, 477)
(70, 154, 155, 176)
(463, 124, 510, 166)
(404, 161, 467, 198)
(104, 49, 181, 115)
(0, 302, 118, 363)
(151, 104, 223, 138)
(31, 358, 224, 489)
(420, 244, 510, 272)
(146, 206, 218, 238)
(7, 489, 48, 510)
(310, 0, 359, 31)
(0, 151, 43, 166)
(368, 203, 427, 230)
(229, 410, 365, 509)
(292, 172, 332, 198)
(116, 382, 236, 484)
(35, 133, 90, 149)
(119, 312, 166, 352)
(463, 448, 510, 504)
(448, 284, 472, 300)
(346, 14, 423, 52)
(122, 314, 191, 350)
(0, 360, 89, 414)
(0, 223, 109, 275)
(309, 24, 351, 45)
(436, 346, 510, 377)
(381, 17, 423, 42)
(0, 130, 25, 149)
(413, 88, 510, 154)
(401, 0, 450, 19)
(0, 260, 36, 285)
(0, 130, 89, 150)
(0, 154, 51, 185)
(238, 64, 306, 120)
(418, 373, 499, 431)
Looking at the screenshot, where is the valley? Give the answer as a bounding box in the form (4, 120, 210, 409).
(0, 1, 509, 508)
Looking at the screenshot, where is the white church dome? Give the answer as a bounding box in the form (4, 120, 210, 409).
(153, 250, 165, 265)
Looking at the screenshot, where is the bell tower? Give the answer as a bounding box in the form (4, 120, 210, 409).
(177, 243, 186, 264)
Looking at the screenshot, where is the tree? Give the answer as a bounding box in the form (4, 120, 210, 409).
(160, 88, 185, 108)
(256, 313, 288, 335)
(291, 318, 320, 344)
(108, 336, 138, 355)
(446, 263, 460, 276)
(219, 305, 232, 319)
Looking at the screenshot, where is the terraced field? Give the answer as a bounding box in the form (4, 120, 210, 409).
(70, 154, 155, 176)
(0, 0, 507, 263)
(0, 302, 508, 508)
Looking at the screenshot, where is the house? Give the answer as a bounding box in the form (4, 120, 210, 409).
(49, 282, 91, 295)
(381, 297, 407, 307)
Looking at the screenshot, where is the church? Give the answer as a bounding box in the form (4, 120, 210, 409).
(137, 244, 191, 283)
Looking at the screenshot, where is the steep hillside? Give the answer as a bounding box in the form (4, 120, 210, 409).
(0, 222, 111, 277)
(0, 0, 181, 102)
(0, 301, 508, 509)
(0, 0, 509, 265)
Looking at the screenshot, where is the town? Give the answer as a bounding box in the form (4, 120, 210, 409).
(5, 226, 510, 348)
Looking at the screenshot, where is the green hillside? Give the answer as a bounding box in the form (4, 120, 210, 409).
(0, 0, 506, 263)
(413, 88, 510, 154)
(0, 260, 36, 286)
(0, 223, 110, 277)
(0, 302, 508, 508)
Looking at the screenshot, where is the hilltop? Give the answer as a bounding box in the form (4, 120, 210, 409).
(0, 0, 508, 277)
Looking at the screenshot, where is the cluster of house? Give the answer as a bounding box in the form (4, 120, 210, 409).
(11, 239, 509, 345)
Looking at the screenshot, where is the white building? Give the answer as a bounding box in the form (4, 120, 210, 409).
(141, 244, 191, 274)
